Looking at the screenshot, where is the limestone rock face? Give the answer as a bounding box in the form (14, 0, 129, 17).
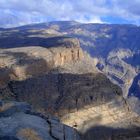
(0, 37, 83, 84)
(0, 100, 81, 140)
(52, 47, 83, 66)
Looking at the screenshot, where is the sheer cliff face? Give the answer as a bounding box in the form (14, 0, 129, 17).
(52, 47, 83, 66)
(5, 73, 122, 117)
(0, 38, 83, 85)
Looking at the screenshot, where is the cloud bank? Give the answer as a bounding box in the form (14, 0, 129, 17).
(0, 0, 140, 27)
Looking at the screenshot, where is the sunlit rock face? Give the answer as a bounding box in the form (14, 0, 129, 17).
(52, 47, 83, 66)
(0, 37, 84, 84)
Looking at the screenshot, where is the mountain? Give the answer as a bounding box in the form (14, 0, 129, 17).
(0, 22, 140, 140)
(9, 21, 139, 99)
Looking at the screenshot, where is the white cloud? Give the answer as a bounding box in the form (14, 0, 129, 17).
(0, 0, 140, 27)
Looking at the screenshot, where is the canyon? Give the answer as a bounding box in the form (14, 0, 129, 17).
(8, 21, 139, 99)
(0, 22, 140, 140)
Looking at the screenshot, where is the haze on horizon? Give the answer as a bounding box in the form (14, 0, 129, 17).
(0, 0, 140, 28)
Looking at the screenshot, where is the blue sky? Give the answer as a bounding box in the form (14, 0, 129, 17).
(0, 0, 140, 27)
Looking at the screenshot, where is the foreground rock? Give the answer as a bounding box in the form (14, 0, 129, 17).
(0, 100, 80, 140)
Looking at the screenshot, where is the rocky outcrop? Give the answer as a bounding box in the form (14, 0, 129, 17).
(51, 47, 83, 66)
(2, 73, 122, 117)
(0, 37, 83, 83)
(0, 100, 80, 140)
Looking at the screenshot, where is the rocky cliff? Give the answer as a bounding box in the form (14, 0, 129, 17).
(2, 73, 122, 117)
(6, 21, 139, 99)
(0, 27, 140, 140)
(0, 37, 84, 86)
(0, 100, 80, 140)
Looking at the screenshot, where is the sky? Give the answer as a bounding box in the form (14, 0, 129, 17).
(0, 0, 140, 27)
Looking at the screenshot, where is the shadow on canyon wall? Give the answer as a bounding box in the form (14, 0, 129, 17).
(0, 136, 19, 140)
(8, 72, 122, 116)
(129, 73, 140, 99)
(0, 29, 75, 49)
(81, 125, 140, 140)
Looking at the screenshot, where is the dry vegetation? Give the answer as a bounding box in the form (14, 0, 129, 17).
(17, 128, 42, 140)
